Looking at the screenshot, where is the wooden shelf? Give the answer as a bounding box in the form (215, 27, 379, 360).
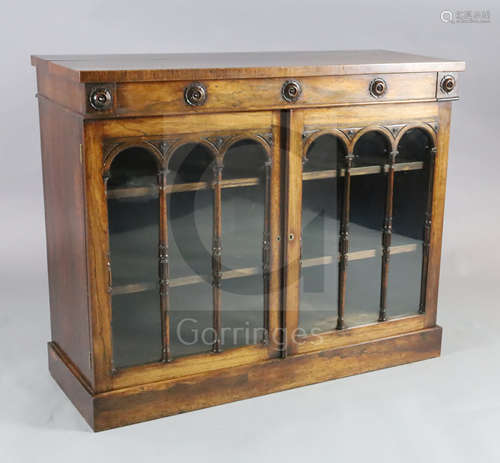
(302, 243, 417, 268)
(112, 282, 157, 296)
(111, 243, 418, 296)
(107, 162, 423, 199)
(169, 265, 260, 288)
(111, 264, 260, 296)
(107, 185, 159, 200)
(302, 161, 424, 181)
(107, 177, 262, 199)
(163, 177, 262, 194)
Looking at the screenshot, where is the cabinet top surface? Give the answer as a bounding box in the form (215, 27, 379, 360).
(31, 49, 465, 83)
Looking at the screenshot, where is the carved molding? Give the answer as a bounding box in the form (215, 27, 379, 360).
(340, 128, 361, 140)
(103, 130, 274, 171)
(204, 135, 227, 151)
(103, 142, 124, 164)
(303, 121, 439, 151)
(302, 129, 320, 139)
(425, 121, 440, 134)
(387, 124, 406, 138)
(150, 140, 170, 157)
(256, 132, 273, 149)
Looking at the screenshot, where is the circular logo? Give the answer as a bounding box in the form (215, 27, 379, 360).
(441, 10, 453, 23)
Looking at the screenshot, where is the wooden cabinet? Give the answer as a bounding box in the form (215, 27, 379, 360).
(32, 50, 464, 431)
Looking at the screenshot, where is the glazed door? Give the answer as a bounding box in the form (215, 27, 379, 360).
(86, 111, 282, 390)
(283, 106, 442, 355)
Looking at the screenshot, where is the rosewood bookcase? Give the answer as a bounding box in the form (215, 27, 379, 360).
(32, 50, 464, 431)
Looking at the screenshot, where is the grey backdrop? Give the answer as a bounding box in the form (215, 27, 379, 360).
(1, 0, 499, 461)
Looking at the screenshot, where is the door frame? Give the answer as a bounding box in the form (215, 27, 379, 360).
(84, 110, 283, 392)
(282, 102, 449, 356)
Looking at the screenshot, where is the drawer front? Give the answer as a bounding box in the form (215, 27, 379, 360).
(110, 72, 437, 117)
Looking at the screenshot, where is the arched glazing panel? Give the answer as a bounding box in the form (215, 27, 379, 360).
(299, 134, 344, 335)
(220, 139, 268, 349)
(396, 128, 429, 163)
(388, 128, 433, 317)
(106, 147, 162, 369)
(167, 143, 214, 185)
(303, 135, 345, 173)
(345, 131, 390, 327)
(222, 139, 267, 179)
(352, 130, 388, 167)
(167, 143, 215, 358)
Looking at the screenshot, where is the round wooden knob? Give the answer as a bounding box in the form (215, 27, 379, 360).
(282, 80, 302, 103)
(441, 75, 456, 93)
(89, 87, 112, 111)
(370, 78, 387, 97)
(184, 82, 207, 106)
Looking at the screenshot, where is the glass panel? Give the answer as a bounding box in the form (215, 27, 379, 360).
(167, 143, 214, 184)
(345, 131, 389, 327)
(387, 129, 432, 318)
(108, 196, 159, 287)
(352, 131, 388, 167)
(222, 139, 265, 179)
(112, 290, 162, 368)
(169, 283, 213, 357)
(387, 249, 423, 317)
(303, 135, 344, 173)
(300, 135, 344, 335)
(221, 140, 267, 348)
(107, 147, 162, 369)
(107, 147, 159, 189)
(395, 128, 428, 163)
(344, 257, 381, 326)
(168, 144, 214, 358)
(221, 275, 266, 348)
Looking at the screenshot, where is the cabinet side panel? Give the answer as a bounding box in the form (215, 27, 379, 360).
(36, 64, 87, 114)
(38, 98, 92, 382)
